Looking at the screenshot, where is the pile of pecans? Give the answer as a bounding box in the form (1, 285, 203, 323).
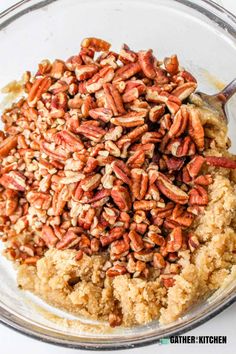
(0, 37, 234, 286)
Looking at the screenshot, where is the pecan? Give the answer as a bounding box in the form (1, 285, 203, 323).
(188, 233, 200, 252)
(146, 87, 169, 103)
(133, 200, 157, 211)
(83, 157, 98, 173)
(119, 44, 137, 64)
(153, 253, 166, 268)
(111, 160, 131, 185)
(166, 136, 196, 157)
(50, 92, 68, 118)
(100, 227, 124, 246)
(146, 184, 160, 201)
(155, 67, 169, 84)
(0, 135, 18, 158)
(166, 95, 181, 115)
(50, 59, 65, 79)
(165, 156, 185, 172)
(49, 80, 68, 94)
(161, 276, 175, 288)
(76, 123, 105, 142)
(172, 82, 197, 101)
(0, 171, 26, 191)
(131, 168, 148, 200)
(164, 55, 179, 75)
(80, 173, 101, 192)
(81, 37, 111, 52)
(189, 185, 208, 205)
(53, 184, 74, 215)
(149, 104, 165, 122)
(41, 141, 69, 161)
(194, 174, 213, 186)
(133, 249, 153, 262)
(113, 62, 141, 82)
(27, 77, 52, 107)
(141, 132, 162, 144)
(54, 130, 84, 152)
(109, 311, 123, 327)
(41, 225, 58, 247)
(87, 188, 111, 203)
(168, 106, 189, 138)
(170, 204, 194, 227)
(186, 155, 205, 178)
(5, 199, 18, 216)
(111, 186, 132, 211)
(205, 156, 236, 169)
(86, 66, 115, 93)
(75, 64, 99, 81)
(128, 230, 144, 252)
(148, 232, 165, 246)
(138, 50, 156, 79)
(27, 191, 51, 209)
(104, 141, 120, 157)
(111, 111, 146, 127)
(188, 108, 204, 150)
(56, 230, 79, 250)
(166, 227, 182, 252)
(122, 80, 146, 103)
(156, 173, 189, 204)
(110, 238, 130, 259)
(117, 124, 148, 148)
(103, 83, 125, 116)
(106, 264, 127, 277)
(130, 143, 155, 159)
(89, 107, 113, 122)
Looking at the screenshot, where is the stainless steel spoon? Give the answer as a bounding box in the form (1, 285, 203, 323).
(196, 78, 236, 123)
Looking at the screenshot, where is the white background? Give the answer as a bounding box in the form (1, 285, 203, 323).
(0, 0, 236, 353)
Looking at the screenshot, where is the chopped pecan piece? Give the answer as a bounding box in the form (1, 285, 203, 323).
(81, 37, 111, 52)
(156, 173, 189, 204)
(138, 49, 156, 79)
(0, 135, 18, 158)
(111, 186, 132, 211)
(205, 156, 236, 169)
(131, 168, 148, 200)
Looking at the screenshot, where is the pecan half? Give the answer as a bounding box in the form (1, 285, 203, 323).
(189, 185, 208, 205)
(111, 186, 132, 211)
(138, 50, 156, 79)
(75, 64, 99, 81)
(103, 83, 125, 116)
(131, 168, 148, 200)
(111, 111, 146, 127)
(0, 171, 26, 191)
(81, 37, 111, 52)
(28, 77, 52, 107)
(54, 130, 84, 152)
(188, 108, 204, 150)
(156, 173, 189, 204)
(164, 55, 179, 75)
(205, 156, 236, 169)
(0, 135, 18, 158)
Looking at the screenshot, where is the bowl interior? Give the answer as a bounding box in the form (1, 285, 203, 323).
(0, 0, 236, 349)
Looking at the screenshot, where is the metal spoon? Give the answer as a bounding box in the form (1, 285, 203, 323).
(196, 78, 236, 123)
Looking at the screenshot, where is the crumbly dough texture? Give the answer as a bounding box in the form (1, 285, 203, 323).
(18, 168, 236, 326)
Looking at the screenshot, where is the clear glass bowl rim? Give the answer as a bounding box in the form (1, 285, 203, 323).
(0, 0, 236, 350)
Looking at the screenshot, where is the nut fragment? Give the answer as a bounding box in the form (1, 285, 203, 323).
(156, 173, 189, 205)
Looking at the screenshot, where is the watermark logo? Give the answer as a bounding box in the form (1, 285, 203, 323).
(159, 336, 227, 345)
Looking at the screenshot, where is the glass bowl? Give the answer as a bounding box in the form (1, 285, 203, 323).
(0, 0, 236, 350)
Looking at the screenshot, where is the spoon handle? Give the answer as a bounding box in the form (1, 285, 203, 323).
(220, 78, 236, 102)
